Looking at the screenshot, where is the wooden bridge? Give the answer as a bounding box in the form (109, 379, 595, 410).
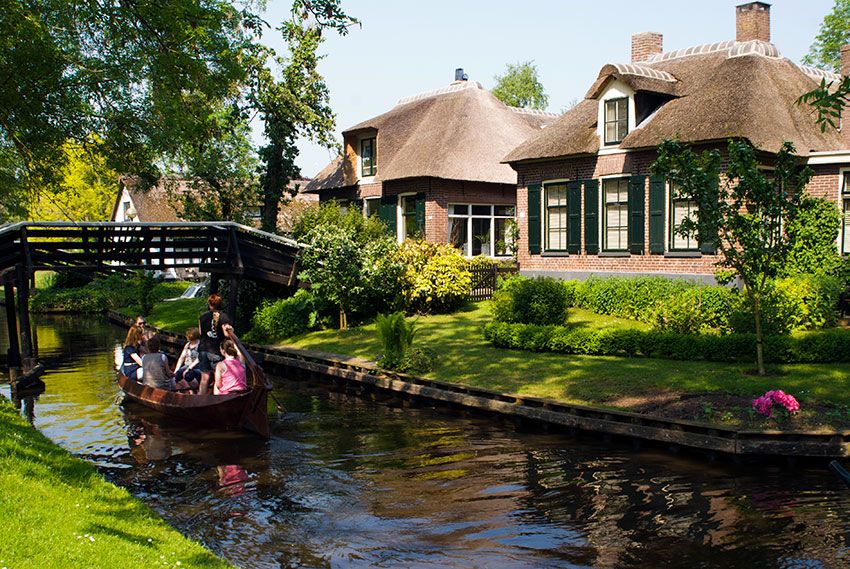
(0, 221, 303, 378)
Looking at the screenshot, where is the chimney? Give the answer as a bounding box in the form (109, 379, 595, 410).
(736, 2, 771, 43)
(631, 32, 663, 63)
(454, 68, 468, 82)
(842, 44, 850, 78)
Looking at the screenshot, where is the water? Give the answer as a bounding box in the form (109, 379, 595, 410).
(6, 314, 850, 568)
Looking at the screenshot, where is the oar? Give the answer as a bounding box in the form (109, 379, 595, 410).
(829, 460, 850, 489)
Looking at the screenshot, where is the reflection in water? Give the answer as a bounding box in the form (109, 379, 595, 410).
(4, 313, 850, 568)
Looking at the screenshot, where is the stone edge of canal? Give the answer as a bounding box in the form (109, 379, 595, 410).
(105, 311, 850, 462)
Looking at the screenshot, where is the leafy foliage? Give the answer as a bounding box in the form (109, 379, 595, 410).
(375, 312, 417, 370)
(394, 240, 471, 314)
(730, 275, 842, 334)
(651, 139, 813, 374)
(802, 0, 850, 71)
(247, 289, 316, 342)
(649, 286, 735, 334)
(31, 275, 189, 314)
(491, 61, 549, 110)
(491, 276, 568, 326)
(781, 196, 843, 277)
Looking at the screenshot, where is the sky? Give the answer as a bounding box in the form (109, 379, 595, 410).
(260, 0, 835, 178)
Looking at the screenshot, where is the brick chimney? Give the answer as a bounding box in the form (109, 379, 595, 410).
(631, 32, 663, 63)
(736, 2, 771, 43)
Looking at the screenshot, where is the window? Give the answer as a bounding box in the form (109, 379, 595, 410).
(603, 178, 629, 251)
(246, 206, 262, 221)
(364, 197, 380, 218)
(604, 98, 628, 144)
(669, 184, 698, 251)
(545, 184, 568, 251)
(400, 195, 419, 239)
(448, 204, 515, 257)
(360, 137, 376, 177)
(843, 175, 850, 255)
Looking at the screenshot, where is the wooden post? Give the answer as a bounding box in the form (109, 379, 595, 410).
(16, 265, 33, 366)
(4, 281, 20, 371)
(209, 273, 220, 295)
(227, 276, 239, 323)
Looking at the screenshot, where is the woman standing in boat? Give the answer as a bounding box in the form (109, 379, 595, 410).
(197, 294, 234, 394)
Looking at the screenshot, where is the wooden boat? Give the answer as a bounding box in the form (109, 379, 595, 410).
(829, 460, 850, 489)
(117, 332, 272, 438)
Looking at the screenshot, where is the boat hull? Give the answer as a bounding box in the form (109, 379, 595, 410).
(117, 374, 270, 438)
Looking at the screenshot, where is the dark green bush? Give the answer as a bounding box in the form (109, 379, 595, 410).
(491, 276, 568, 326)
(247, 289, 315, 342)
(573, 276, 694, 322)
(483, 321, 850, 364)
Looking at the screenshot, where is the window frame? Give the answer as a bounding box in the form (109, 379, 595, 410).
(543, 183, 569, 252)
(603, 97, 629, 145)
(360, 136, 377, 178)
(602, 177, 630, 252)
(667, 182, 699, 252)
(842, 171, 850, 256)
(447, 203, 515, 258)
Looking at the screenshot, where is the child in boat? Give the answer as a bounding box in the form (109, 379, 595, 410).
(141, 335, 177, 391)
(174, 328, 201, 391)
(214, 339, 248, 395)
(121, 327, 144, 380)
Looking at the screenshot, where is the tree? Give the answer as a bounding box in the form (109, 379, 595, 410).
(491, 61, 549, 110)
(651, 139, 813, 376)
(803, 0, 850, 71)
(1, 0, 255, 220)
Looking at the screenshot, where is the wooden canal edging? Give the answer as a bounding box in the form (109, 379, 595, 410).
(107, 312, 850, 459)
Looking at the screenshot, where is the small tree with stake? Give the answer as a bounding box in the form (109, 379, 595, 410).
(651, 139, 812, 375)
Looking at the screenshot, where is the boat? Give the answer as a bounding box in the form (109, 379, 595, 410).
(829, 460, 850, 489)
(117, 333, 272, 438)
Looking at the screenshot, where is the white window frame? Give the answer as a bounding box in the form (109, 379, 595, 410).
(601, 176, 631, 252)
(363, 197, 380, 218)
(448, 203, 515, 258)
(357, 134, 377, 183)
(841, 168, 850, 256)
(597, 80, 636, 153)
(667, 181, 699, 252)
(397, 193, 417, 243)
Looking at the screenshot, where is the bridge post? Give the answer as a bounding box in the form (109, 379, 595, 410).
(15, 265, 33, 367)
(209, 273, 220, 295)
(4, 279, 21, 373)
(227, 276, 239, 324)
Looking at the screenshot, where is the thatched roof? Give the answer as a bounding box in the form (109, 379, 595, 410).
(505, 39, 845, 164)
(306, 80, 558, 192)
(111, 177, 183, 222)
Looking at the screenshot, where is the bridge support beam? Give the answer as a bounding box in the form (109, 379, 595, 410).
(227, 276, 239, 325)
(4, 280, 21, 373)
(15, 265, 34, 366)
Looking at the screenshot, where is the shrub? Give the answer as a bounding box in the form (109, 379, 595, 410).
(730, 275, 842, 335)
(483, 321, 850, 364)
(650, 286, 735, 334)
(573, 276, 693, 322)
(49, 270, 93, 289)
(782, 197, 843, 278)
(491, 276, 568, 326)
(247, 289, 315, 342)
(376, 311, 417, 370)
(395, 240, 471, 313)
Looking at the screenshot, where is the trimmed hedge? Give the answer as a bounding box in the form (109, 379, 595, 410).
(483, 321, 850, 364)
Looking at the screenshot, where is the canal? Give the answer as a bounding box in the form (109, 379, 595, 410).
(5, 314, 850, 568)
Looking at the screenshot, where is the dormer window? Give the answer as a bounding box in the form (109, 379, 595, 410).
(360, 137, 376, 177)
(604, 98, 628, 144)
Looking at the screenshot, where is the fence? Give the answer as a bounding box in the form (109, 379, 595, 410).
(469, 265, 519, 301)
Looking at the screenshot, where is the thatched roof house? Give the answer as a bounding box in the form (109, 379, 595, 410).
(507, 2, 850, 283)
(307, 72, 557, 257)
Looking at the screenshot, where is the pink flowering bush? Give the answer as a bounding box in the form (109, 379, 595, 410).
(752, 390, 801, 418)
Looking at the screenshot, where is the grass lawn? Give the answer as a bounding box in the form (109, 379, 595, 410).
(120, 296, 207, 333)
(0, 400, 232, 569)
(278, 302, 850, 427)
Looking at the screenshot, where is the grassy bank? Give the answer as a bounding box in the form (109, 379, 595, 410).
(0, 399, 232, 568)
(132, 298, 850, 428)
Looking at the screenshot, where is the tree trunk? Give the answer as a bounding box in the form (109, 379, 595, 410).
(753, 294, 766, 376)
(260, 141, 284, 233)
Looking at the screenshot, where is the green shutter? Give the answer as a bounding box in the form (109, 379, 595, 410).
(584, 179, 599, 255)
(527, 184, 541, 254)
(699, 178, 718, 254)
(628, 175, 646, 254)
(414, 193, 426, 236)
(379, 195, 397, 236)
(649, 175, 665, 254)
(567, 180, 582, 253)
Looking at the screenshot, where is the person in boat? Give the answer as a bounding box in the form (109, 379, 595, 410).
(141, 335, 177, 391)
(214, 339, 248, 395)
(173, 328, 201, 391)
(121, 327, 145, 380)
(198, 294, 235, 394)
(134, 315, 151, 354)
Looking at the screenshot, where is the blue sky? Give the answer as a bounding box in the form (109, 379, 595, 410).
(260, 0, 835, 178)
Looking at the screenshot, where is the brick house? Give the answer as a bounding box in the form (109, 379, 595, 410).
(504, 2, 850, 282)
(306, 70, 557, 258)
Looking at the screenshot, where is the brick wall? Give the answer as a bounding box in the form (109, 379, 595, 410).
(514, 151, 848, 281)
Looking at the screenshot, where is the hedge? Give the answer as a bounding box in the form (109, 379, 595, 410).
(483, 321, 850, 364)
